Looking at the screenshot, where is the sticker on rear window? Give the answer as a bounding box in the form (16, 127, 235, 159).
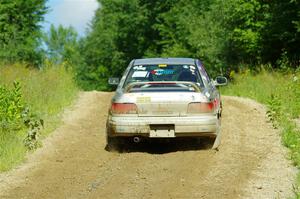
(133, 65, 146, 70)
(158, 64, 167, 67)
(132, 71, 148, 78)
(151, 69, 174, 75)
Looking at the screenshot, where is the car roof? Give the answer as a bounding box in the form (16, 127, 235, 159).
(133, 58, 196, 65)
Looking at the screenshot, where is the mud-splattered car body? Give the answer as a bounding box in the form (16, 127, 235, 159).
(106, 58, 227, 149)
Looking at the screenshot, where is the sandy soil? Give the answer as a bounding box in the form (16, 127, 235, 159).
(0, 92, 296, 199)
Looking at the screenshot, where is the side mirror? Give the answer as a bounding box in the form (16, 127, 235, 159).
(214, 76, 227, 86)
(108, 77, 120, 85)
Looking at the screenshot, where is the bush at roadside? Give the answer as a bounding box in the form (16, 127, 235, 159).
(0, 63, 78, 171)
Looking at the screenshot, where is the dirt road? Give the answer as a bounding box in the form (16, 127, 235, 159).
(0, 92, 296, 199)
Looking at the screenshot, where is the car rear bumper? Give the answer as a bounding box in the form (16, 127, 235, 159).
(107, 115, 219, 138)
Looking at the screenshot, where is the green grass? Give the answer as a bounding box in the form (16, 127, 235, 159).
(221, 69, 300, 197)
(0, 63, 78, 171)
(223, 70, 300, 118)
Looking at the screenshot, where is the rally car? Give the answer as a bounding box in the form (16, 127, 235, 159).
(106, 58, 227, 149)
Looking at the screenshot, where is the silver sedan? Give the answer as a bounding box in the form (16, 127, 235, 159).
(106, 58, 227, 149)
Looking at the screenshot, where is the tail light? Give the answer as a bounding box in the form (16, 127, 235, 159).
(187, 102, 215, 113)
(111, 103, 138, 114)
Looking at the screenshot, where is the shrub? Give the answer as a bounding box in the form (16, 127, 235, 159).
(0, 63, 78, 171)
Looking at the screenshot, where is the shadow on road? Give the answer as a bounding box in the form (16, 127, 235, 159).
(105, 137, 215, 154)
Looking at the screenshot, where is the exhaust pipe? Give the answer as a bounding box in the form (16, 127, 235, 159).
(133, 137, 141, 143)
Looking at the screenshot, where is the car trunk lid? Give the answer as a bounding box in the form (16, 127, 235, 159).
(134, 92, 201, 117)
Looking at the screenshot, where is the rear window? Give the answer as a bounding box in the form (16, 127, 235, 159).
(124, 64, 204, 87)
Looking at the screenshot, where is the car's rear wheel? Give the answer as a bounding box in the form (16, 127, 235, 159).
(105, 123, 122, 151)
(106, 135, 120, 151)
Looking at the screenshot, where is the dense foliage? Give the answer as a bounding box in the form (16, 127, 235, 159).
(0, 81, 41, 171)
(0, 0, 47, 65)
(43, 25, 82, 67)
(76, 0, 300, 90)
(0, 81, 42, 150)
(0, 0, 299, 89)
(0, 64, 78, 171)
(0, 82, 24, 130)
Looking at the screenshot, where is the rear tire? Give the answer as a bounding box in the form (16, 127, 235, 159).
(105, 123, 121, 151)
(105, 121, 120, 151)
(106, 135, 120, 151)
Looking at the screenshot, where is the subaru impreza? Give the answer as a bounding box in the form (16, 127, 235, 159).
(106, 58, 227, 149)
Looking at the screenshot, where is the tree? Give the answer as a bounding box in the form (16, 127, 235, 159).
(0, 0, 47, 65)
(79, 0, 148, 90)
(261, 0, 300, 67)
(79, 0, 300, 90)
(43, 24, 81, 66)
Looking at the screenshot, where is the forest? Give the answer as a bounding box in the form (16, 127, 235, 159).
(0, 0, 300, 90)
(81, 0, 300, 90)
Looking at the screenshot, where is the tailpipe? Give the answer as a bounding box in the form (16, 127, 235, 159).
(133, 137, 141, 143)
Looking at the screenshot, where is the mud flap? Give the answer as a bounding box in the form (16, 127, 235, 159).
(212, 132, 221, 150)
(212, 119, 221, 150)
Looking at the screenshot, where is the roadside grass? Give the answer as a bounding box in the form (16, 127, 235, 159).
(0, 63, 78, 171)
(221, 69, 300, 197)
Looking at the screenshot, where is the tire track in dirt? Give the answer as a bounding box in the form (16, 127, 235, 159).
(0, 92, 296, 199)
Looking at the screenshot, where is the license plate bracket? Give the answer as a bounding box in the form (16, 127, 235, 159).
(150, 124, 175, 138)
